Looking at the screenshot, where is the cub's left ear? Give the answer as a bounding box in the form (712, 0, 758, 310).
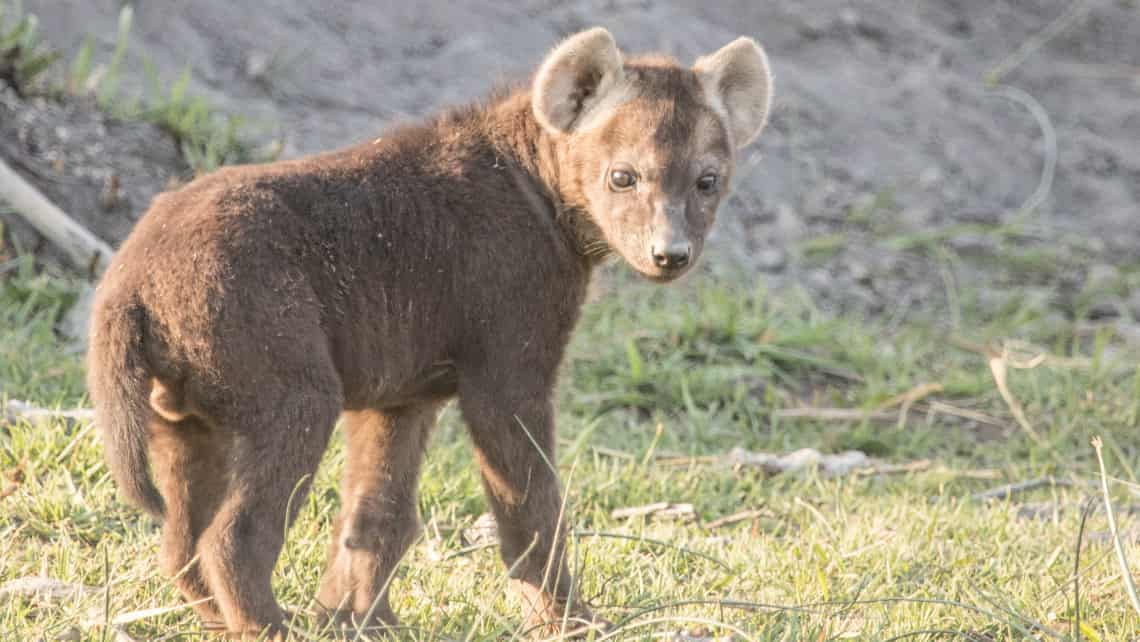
(693, 37, 773, 149)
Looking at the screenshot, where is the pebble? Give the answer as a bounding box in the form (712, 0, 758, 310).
(848, 261, 872, 285)
(806, 268, 834, 294)
(754, 246, 787, 272)
(1087, 297, 1124, 321)
(245, 50, 271, 81)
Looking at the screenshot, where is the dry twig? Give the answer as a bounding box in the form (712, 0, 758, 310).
(611, 502, 696, 522)
(0, 156, 113, 276)
(970, 477, 1073, 502)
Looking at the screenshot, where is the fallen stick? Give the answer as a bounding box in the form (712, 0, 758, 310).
(0, 156, 113, 276)
(0, 576, 96, 601)
(971, 476, 1074, 502)
(923, 400, 1006, 428)
(4, 399, 95, 425)
(610, 502, 696, 522)
(853, 459, 932, 476)
(777, 400, 1009, 430)
(773, 407, 896, 422)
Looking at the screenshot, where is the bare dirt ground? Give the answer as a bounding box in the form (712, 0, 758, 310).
(0, 88, 186, 265)
(4, 0, 1140, 320)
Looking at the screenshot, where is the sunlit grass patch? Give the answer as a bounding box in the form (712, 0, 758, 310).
(2, 264, 1140, 640)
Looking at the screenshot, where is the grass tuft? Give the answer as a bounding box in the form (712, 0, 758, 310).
(2, 1, 269, 174)
(81, 6, 263, 173)
(0, 0, 61, 95)
(3, 263, 1140, 639)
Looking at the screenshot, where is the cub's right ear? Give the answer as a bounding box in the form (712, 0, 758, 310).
(532, 27, 625, 135)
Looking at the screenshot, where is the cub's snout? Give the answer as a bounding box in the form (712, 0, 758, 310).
(650, 238, 691, 270)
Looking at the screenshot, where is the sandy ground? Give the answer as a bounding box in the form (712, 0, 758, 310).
(4, 0, 1139, 319)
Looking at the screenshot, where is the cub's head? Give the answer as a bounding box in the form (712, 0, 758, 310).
(532, 27, 772, 281)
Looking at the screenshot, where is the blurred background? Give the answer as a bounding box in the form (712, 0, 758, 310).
(4, 0, 1138, 323)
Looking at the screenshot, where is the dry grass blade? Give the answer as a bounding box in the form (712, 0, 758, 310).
(83, 599, 212, 627)
(775, 397, 1010, 433)
(924, 401, 1006, 428)
(992, 85, 1059, 217)
(875, 382, 944, 430)
(876, 383, 944, 411)
(985, 0, 1090, 85)
(1072, 498, 1097, 642)
(1090, 436, 1140, 619)
(703, 509, 766, 530)
(572, 531, 730, 570)
(666, 632, 736, 642)
(654, 454, 722, 467)
(987, 353, 1042, 444)
(588, 615, 756, 642)
(54, 421, 96, 464)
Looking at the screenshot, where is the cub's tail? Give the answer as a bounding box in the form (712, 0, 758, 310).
(86, 297, 165, 520)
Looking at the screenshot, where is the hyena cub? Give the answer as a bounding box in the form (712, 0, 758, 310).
(87, 27, 772, 638)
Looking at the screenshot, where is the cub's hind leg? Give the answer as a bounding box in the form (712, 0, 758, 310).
(318, 402, 441, 632)
(150, 415, 229, 628)
(192, 362, 343, 640)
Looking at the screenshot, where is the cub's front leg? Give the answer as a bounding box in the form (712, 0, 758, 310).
(456, 364, 606, 636)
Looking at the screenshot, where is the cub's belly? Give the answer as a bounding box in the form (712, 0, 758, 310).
(351, 360, 458, 409)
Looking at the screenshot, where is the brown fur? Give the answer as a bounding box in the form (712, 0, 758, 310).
(86, 28, 772, 639)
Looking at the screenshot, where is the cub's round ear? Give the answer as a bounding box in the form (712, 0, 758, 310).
(693, 37, 773, 149)
(532, 27, 625, 135)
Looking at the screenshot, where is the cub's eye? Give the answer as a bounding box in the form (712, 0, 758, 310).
(696, 174, 718, 192)
(609, 168, 637, 191)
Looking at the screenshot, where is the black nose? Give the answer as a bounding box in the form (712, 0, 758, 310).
(651, 243, 691, 269)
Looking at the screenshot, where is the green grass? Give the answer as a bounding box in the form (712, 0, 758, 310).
(80, 6, 263, 173)
(2, 1, 266, 173)
(797, 233, 847, 263)
(3, 262, 1140, 641)
(0, 1, 58, 95)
